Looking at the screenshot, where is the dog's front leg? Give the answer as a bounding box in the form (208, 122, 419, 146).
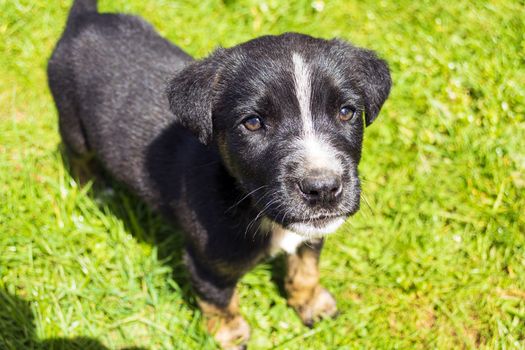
(185, 250, 250, 350)
(284, 240, 338, 327)
(198, 292, 249, 350)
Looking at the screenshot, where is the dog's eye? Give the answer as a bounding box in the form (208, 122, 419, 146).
(339, 106, 356, 122)
(242, 116, 263, 131)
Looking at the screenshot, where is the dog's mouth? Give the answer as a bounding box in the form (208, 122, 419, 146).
(297, 214, 344, 226)
(282, 214, 348, 238)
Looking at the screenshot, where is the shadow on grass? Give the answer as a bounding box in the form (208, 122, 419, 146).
(57, 144, 198, 308)
(270, 254, 287, 299)
(0, 289, 145, 350)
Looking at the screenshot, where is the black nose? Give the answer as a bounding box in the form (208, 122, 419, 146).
(299, 172, 342, 206)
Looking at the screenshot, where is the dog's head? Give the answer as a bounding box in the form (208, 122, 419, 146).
(168, 33, 391, 238)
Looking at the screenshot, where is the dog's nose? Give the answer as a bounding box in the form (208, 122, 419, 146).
(298, 171, 342, 206)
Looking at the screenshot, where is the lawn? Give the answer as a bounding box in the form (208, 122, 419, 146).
(1, 0, 524, 349)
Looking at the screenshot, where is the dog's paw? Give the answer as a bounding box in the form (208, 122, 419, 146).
(289, 286, 338, 327)
(208, 314, 250, 350)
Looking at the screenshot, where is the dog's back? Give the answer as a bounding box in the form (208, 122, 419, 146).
(48, 0, 192, 199)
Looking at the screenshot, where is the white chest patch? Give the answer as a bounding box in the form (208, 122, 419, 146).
(269, 227, 305, 255)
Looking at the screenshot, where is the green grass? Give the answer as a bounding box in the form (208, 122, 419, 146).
(1, 0, 524, 349)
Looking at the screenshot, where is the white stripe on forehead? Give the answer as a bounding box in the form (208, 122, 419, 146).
(292, 53, 314, 136)
(292, 52, 342, 173)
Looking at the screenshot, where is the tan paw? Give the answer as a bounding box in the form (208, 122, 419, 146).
(208, 314, 250, 350)
(290, 287, 338, 327)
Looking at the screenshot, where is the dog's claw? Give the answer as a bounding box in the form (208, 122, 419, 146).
(211, 314, 250, 350)
(303, 318, 314, 328)
(292, 287, 338, 327)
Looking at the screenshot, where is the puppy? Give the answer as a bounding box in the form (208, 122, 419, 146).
(48, 0, 391, 348)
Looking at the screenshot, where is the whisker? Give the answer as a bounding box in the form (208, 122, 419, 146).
(244, 196, 280, 238)
(360, 192, 374, 215)
(225, 185, 268, 213)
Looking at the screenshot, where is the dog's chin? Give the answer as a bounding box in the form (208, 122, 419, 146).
(286, 216, 347, 238)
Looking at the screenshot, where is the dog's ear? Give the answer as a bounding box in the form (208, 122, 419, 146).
(334, 41, 392, 126)
(167, 54, 222, 144)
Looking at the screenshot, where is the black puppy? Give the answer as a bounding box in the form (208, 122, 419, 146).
(48, 0, 391, 348)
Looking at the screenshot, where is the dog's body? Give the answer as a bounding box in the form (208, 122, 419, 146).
(48, 1, 391, 348)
